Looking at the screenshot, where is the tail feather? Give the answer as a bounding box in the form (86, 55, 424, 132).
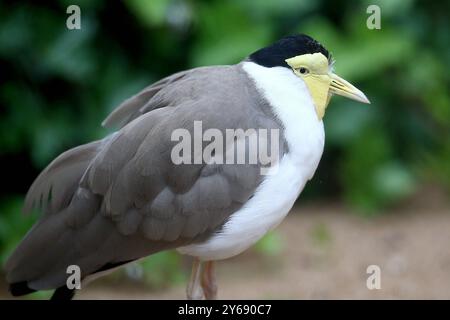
(9, 281, 36, 297)
(6, 140, 105, 296)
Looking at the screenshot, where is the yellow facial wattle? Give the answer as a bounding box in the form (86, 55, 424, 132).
(285, 53, 370, 119)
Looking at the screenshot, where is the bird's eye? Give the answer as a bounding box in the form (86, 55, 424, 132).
(298, 67, 309, 74)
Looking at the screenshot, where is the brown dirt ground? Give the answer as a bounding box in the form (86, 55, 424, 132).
(2, 189, 450, 299)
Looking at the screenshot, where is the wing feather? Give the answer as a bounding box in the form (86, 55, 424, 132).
(101, 69, 193, 129)
(24, 140, 102, 215)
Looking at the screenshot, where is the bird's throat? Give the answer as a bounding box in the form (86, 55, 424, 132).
(302, 75, 331, 120)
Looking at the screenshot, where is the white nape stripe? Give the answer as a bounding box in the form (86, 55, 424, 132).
(177, 62, 325, 260)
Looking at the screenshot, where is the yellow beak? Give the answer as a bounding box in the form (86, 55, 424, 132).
(329, 73, 370, 104)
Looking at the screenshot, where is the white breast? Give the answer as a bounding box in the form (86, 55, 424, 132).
(177, 62, 325, 260)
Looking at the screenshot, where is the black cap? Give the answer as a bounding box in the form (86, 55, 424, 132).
(249, 34, 331, 68)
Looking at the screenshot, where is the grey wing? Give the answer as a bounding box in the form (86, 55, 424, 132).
(87, 107, 265, 242)
(5, 65, 282, 290)
(23, 140, 102, 215)
(102, 67, 206, 129)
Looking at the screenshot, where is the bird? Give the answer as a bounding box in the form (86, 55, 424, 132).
(4, 34, 369, 300)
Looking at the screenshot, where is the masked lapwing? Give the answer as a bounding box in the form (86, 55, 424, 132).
(5, 34, 369, 300)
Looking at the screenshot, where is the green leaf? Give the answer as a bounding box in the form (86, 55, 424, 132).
(126, 0, 170, 27)
(254, 231, 283, 256)
(189, 3, 271, 66)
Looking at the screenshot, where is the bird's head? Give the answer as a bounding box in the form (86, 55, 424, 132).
(249, 34, 370, 119)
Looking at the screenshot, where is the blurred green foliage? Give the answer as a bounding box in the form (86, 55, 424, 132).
(254, 231, 283, 257)
(311, 222, 332, 249)
(0, 0, 449, 289)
